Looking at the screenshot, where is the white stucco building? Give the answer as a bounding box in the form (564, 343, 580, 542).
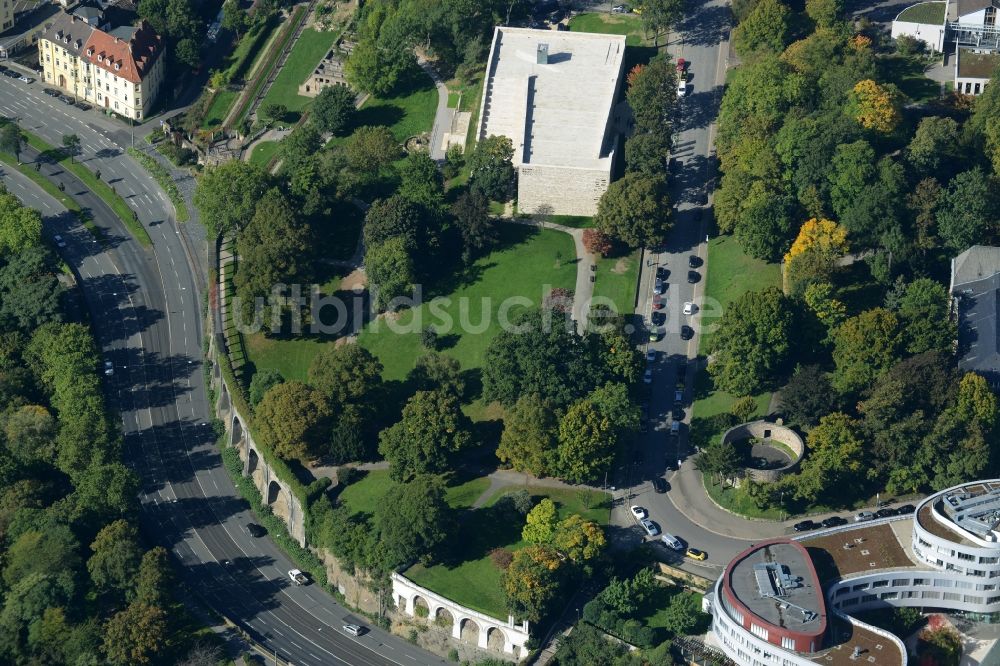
(476, 26, 626, 217)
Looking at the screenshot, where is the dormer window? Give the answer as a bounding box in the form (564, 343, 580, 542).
(86, 48, 93, 56)
(114, 62, 120, 71)
(97, 54, 103, 62)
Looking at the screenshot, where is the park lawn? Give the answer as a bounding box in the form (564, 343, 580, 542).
(639, 587, 706, 633)
(339, 469, 490, 517)
(202, 89, 239, 129)
(244, 333, 333, 383)
(698, 234, 780, 353)
(353, 76, 439, 142)
(547, 215, 594, 229)
(569, 12, 649, 46)
(406, 485, 610, 618)
(249, 140, 280, 168)
(879, 54, 940, 105)
(592, 250, 640, 315)
(702, 472, 784, 520)
(357, 225, 577, 380)
(259, 28, 340, 118)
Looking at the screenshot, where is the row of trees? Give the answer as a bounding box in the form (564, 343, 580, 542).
(0, 187, 207, 664)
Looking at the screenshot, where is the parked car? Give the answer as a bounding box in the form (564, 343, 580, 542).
(793, 520, 819, 532)
(649, 327, 664, 342)
(75, 102, 92, 111)
(53, 234, 66, 248)
(651, 311, 666, 326)
(652, 293, 665, 310)
(60, 95, 75, 104)
(661, 533, 684, 551)
(343, 624, 365, 637)
(680, 325, 694, 341)
(643, 368, 653, 384)
(676, 57, 687, 72)
(43, 88, 59, 96)
(611, 4, 629, 12)
(646, 349, 657, 363)
(687, 271, 700, 283)
(652, 478, 668, 493)
(18, 75, 34, 84)
(671, 406, 684, 421)
(670, 421, 680, 436)
(875, 508, 897, 519)
(246, 523, 266, 537)
(653, 278, 665, 294)
(683, 301, 697, 315)
(821, 516, 848, 528)
(630, 505, 647, 520)
(656, 266, 669, 280)
(2, 69, 19, 78)
(689, 255, 703, 268)
(640, 519, 659, 537)
(896, 504, 915, 515)
(686, 548, 707, 561)
(674, 389, 684, 404)
(855, 511, 875, 522)
(676, 79, 687, 97)
(103, 361, 114, 376)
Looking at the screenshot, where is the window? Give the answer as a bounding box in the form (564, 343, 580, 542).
(781, 636, 795, 650)
(987, 6, 996, 26)
(959, 552, 976, 562)
(892, 579, 910, 587)
(943, 592, 962, 602)
(872, 579, 889, 588)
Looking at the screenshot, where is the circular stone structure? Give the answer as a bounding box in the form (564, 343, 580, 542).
(721, 420, 804, 483)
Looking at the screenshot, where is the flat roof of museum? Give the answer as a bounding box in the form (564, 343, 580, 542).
(478, 26, 625, 170)
(729, 541, 825, 634)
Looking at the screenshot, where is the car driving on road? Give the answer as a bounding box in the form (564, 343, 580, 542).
(343, 624, 366, 636)
(646, 349, 657, 362)
(246, 523, 266, 537)
(686, 547, 707, 561)
(288, 569, 309, 585)
(652, 478, 668, 493)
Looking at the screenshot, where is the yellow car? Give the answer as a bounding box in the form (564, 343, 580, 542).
(686, 548, 707, 561)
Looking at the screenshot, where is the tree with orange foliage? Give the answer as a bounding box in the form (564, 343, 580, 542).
(848, 79, 902, 133)
(784, 218, 849, 293)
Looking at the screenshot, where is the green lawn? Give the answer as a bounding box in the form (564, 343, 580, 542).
(202, 89, 239, 130)
(244, 333, 332, 383)
(592, 250, 640, 316)
(406, 485, 610, 618)
(547, 215, 594, 229)
(249, 140, 280, 168)
(352, 77, 439, 142)
(358, 225, 577, 380)
(569, 12, 649, 46)
(698, 235, 780, 353)
(339, 470, 492, 518)
(879, 54, 940, 105)
(259, 28, 340, 119)
(896, 1, 945, 24)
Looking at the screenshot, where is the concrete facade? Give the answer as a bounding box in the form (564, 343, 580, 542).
(391, 572, 530, 656)
(476, 26, 625, 216)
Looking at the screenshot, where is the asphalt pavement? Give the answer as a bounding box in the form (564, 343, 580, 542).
(611, 0, 753, 578)
(0, 77, 444, 665)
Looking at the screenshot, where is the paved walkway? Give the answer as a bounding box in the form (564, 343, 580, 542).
(470, 469, 604, 508)
(504, 216, 594, 332)
(418, 59, 451, 161)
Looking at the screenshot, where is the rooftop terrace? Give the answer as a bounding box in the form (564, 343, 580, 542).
(802, 524, 915, 584)
(810, 616, 903, 666)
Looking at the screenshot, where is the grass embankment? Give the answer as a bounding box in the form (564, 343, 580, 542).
(201, 19, 281, 129)
(405, 485, 610, 618)
(126, 148, 189, 222)
(24, 133, 152, 247)
(592, 250, 640, 315)
(258, 28, 340, 121)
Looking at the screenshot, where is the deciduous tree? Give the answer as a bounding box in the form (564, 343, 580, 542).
(365, 237, 415, 311)
(374, 474, 454, 568)
(552, 514, 606, 562)
(87, 519, 142, 595)
(377, 390, 472, 481)
(0, 191, 43, 254)
(255, 381, 332, 462)
(732, 0, 791, 55)
(103, 602, 167, 665)
(937, 168, 999, 250)
(307, 344, 383, 407)
(193, 161, 271, 237)
(782, 364, 835, 427)
(522, 498, 558, 544)
(594, 172, 670, 248)
(249, 369, 284, 407)
(501, 545, 565, 622)
(792, 412, 864, 502)
(831, 308, 899, 396)
(555, 398, 614, 483)
(468, 135, 515, 202)
(497, 394, 559, 476)
(311, 84, 357, 135)
(452, 188, 497, 262)
(847, 79, 902, 133)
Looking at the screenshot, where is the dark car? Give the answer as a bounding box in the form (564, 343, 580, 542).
(672, 407, 685, 421)
(656, 266, 669, 280)
(652, 478, 668, 493)
(687, 271, 700, 283)
(680, 325, 694, 340)
(875, 508, 897, 519)
(688, 255, 703, 268)
(43, 87, 60, 96)
(75, 102, 92, 111)
(651, 311, 666, 326)
(60, 95, 76, 104)
(895, 504, 915, 515)
(246, 523, 266, 538)
(793, 520, 819, 532)
(821, 516, 848, 528)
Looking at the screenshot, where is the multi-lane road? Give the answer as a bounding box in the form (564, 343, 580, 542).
(0, 76, 442, 665)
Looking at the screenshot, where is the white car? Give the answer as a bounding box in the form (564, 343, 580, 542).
(19, 75, 34, 84)
(288, 569, 308, 585)
(54, 234, 66, 248)
(643, 368, 653, 384)
(103, 361, 114, 376)
(677, 79, 687, 97)
(640, 519, 660, 536)
(343, 624, 365, 636)
(646, 349, 656, 363)
(661, 533, 684, 551)
(630, 505, 647, 520)
(612, 4, 629, 12)
(683, 301, 697, 315)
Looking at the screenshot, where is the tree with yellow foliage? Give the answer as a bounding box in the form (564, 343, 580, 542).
(848, 79, 902, 133)
(501, 545, 566, 621)
(785, 219, 849, 293)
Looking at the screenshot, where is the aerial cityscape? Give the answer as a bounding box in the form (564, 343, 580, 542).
(0, 0, 998, 664)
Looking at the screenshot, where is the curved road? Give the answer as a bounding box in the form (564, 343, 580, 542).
(0, 82, 442, 665)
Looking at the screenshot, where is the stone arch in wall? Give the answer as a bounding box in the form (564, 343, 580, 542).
(231, 413, 244, 457)
(219, 381, 231, 415)
(434, 606, 454, 630)
(460, 617, 480, 643)
(412, 595, 430, 619)
(267, 480, 291, 525)
(487, 626, 506, 652)
(247, 447, 262, 487)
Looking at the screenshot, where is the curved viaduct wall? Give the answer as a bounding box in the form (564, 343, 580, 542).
(210, 345, 307, 547)
(721, 420, 804, 483)
(391, 572, 530, 657)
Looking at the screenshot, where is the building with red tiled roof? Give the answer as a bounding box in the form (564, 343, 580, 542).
(38, 10, 164, 120)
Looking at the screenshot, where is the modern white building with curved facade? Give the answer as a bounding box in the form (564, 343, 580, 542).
(708, 480, 1000, 666)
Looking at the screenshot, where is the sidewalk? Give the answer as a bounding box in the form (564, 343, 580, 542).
(418, 58, 451, 161)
